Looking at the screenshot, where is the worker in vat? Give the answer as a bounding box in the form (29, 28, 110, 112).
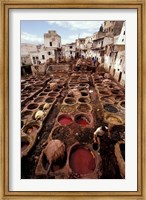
(93, 126, 108, 154)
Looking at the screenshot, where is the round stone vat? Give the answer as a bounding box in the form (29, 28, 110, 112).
(39, 92, 47, 97)
(48, 92, 59, 97)
(115, 95, 125, 103)
(119, 100, 125, 109)
(67, 93, 75, 98)
(80, 91, 89, 97)
(99, 90, 111, 96)
(23, 121, 40, 135)
(100, 96, 115, 104)
(69, 145, 96, 175)
(45, 97, 55, 104)
(104, 104, 118, 113)
(75, 113, 91, 127)
(78, 97, 90, 104)
(58, 114, 73, 126)
(21, 110, 33, 120)
(34, 97, 44, 103)
(39, 103, 50, 111)
(68, 84, 78, 89)
(64, 97, 76, 105)
(94, 79, 102, 84)
(79, 78, 88, 83)
(111, 89, 123, 95)
(35, 81, 44, 87)
(27, 103, 38, 110)
(77, 103, 92, 113)
(97, 86, 106, 91)
(102, 78, 111, 84)
(105, 114, 124, 125)
(79, 83, 89, 88)
(44, 88, 51, 92)
(21, 139, 30, 152)
(61, 105, 76, 113)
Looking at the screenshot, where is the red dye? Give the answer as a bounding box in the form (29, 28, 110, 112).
(58, 117, 72, 125)
(69, 147, 95, 174)
(76, 118, 89, 126)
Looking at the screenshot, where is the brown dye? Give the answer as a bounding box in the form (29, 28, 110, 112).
(120, 101, 125, 108)
(21, 141, 30, 152)
(26, 125, 39, 135)
(77, 104, 91, 113)
(27, 103, 38, 110)
(21, 111, 32, 119)
(46, 97, 55, 103)
(78, 97, 90, 104)
(34, 98, 44, 103)
(64, 98, 76, 105)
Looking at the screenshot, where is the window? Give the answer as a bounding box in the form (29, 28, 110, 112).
(122, 39, 124, 42)
(36, 56, 38, 59)
(118, 72, 122, 82)
(48, 52, 51, 55)
(70, 46, 72, 49)
(50, 42, 52, 46)
(70, 51, 72, 54)
(123, 31, 125, 35)
(42, 55, 45, 59)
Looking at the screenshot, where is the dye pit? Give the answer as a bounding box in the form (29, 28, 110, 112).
(21, 66, 125, 179)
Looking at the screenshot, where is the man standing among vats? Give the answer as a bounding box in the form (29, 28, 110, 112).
(93, 126, 108, 154)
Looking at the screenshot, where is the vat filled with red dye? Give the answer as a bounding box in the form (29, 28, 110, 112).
(69, 145, 96, 175)
(75, 114, 90, 127)
(58, 114, 73, 126)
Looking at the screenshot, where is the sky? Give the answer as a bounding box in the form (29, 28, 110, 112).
(21, 21, 104, 45)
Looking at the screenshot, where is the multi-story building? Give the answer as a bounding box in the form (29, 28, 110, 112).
(103, 21, 125, 85)
(75, 38, 86, 57)
(21, 30, 62, 65)
(21, 44, 38, 66)
(62, 43, 76, 60)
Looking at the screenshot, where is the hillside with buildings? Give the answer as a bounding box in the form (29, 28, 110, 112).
(21, 21, 125, 86)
